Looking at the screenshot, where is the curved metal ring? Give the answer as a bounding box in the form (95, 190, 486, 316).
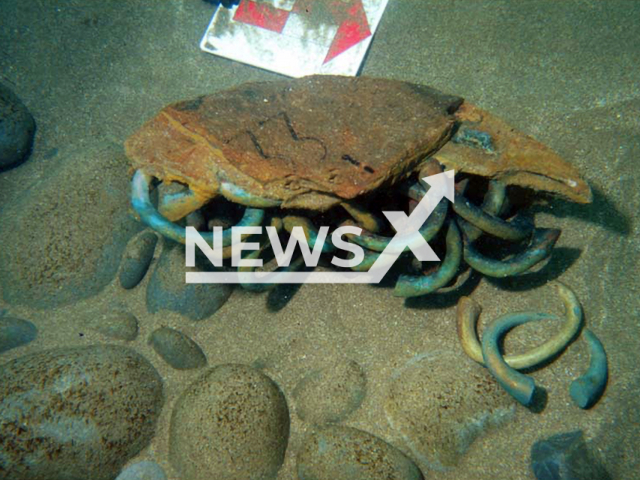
(220, 180, 282, 208)
(461, 223, 561, 277)
(394, 220, 462, 297)
(462, 180, 507, 242)
(131, 170, 265, 246)
(457, 282, 583, 369)
(569, 329, 608, 409)
(481, 311, 553, 406)
(345, 181, 449, 253)
(453, 187, 533, 241)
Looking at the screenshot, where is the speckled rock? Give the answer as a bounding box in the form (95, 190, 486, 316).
(169, 364, 290, 480)
(293, 358, 367, 424)
(0, 315, 37, 353)
(0, 83, 35, 170)
(83, 311, 139, 341)
(384, 352, 515, 471)
(146, 242, 233, 321)
(119, 230, 158, 289)
(149, 327, 207, 370)
(297, 425, 423, 480)
(115, 461, 167, 480)
(0, 142, 143, 308)
(0, 344, 164, 480)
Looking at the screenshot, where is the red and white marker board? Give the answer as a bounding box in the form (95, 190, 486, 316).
(200, 0, 389, 77)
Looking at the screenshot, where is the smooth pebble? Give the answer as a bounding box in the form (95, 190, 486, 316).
(146, 243, 233, 321)
(149, 327, 207, 370)
(0, 315, 37, 353)
(0, 82, 35, 170)
(531, 430, 611, 480)
(120, 231, 158, 289)
(85, 311, 139, 341)
(293, 358, 366, 424)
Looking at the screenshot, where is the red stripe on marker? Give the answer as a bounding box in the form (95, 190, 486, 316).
(233, 0, 290, 33)
(324, 0, 371, 64)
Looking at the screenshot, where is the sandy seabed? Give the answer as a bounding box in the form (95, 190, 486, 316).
(1, 1, 639, 479)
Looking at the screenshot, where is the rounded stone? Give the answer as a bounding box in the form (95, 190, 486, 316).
(384, 352, 515, 471)
(297, 425, 423, 480)
(0, 315, 37, 353)
(0, 344, 164, 480)
(0, 82, 35, 170)
(149, 327, 207, 370)
(531, 430, 611, 480)
(0, 142, 144, 308)
(146, 243, 233, 321)
(84, 311, 139, 341)
(293, 358, 367, 424)
(115, 461, 167, 480)
(169, 364, 290, 480)
(119, 231, 158, 289)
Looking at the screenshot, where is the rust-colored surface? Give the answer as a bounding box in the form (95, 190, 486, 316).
(126, 76, 461, 210)
(125, 75, 591, 209)
(434, 102, 592, 203)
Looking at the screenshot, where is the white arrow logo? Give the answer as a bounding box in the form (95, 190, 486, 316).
(186, 170, 456, 284)
(365, 170, 455, 282)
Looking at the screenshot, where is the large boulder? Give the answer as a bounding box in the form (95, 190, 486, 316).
(297, 425, 423, 480)
(169, 364, 290, 480)
(0, 344, 164, 480)
(0, 142, 143, 308)
(384, 352, 516, 471)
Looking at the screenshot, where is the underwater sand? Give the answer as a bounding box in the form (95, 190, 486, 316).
(1, 0, 639, 479)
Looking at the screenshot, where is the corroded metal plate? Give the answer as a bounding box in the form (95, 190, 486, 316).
(126, 75, 592, 210)
(126, 76, 462, 210)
